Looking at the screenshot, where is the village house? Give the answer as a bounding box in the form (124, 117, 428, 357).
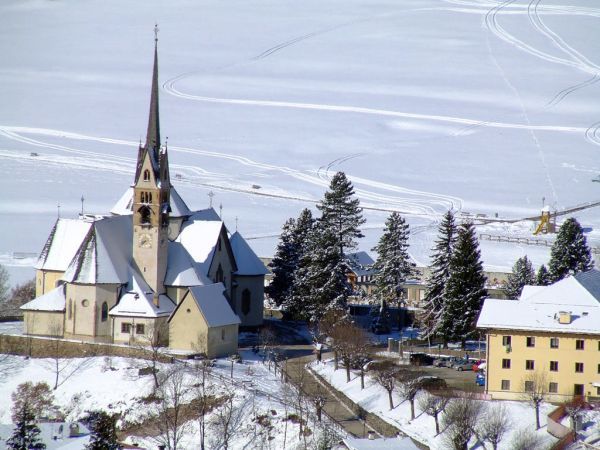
(20, 34, 267, 356)
(477, 269, 600, 402)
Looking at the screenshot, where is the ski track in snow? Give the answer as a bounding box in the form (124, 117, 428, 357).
(0, 126, 461, 217)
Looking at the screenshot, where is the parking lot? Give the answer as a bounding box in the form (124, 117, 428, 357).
(418, 364, 484, 393)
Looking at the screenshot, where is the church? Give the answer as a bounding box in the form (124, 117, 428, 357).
(20, 34, 268, 357)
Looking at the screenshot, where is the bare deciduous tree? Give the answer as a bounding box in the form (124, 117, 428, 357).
(478, 403, 511, 450)
(330, 321, 369, 383)
(565, 396, 585, 432)
(441, 395, 484, 450)
(418, 392, 449, 435)
(371, 361, 400, 410)
(317, 308, 346, 370)
(209, 386, 248, 450)
(509, 428, 547, 450)
(129, 321, 169, 389)
(152, 365, 192, 450)
(192, 360, 214, 450)
(11, 382, 55, 423)
(520, 371, 548, 430)
(397, 371, 422, 420)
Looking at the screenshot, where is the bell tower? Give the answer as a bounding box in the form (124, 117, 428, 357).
(132, 25, 171, 299)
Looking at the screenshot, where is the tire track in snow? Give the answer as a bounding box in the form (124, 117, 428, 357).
(0, 126, 460, 216)
(484, 0, 559, 204)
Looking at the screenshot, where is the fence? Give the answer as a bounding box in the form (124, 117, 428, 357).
(479, 234, 600, 255)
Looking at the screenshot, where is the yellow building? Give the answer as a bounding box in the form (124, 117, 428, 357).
(477, 270, 600, 402)
(20, 33, 266, 356)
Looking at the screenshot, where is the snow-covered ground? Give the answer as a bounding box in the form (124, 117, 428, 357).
(0, 353, 335, 449)
(312, 358, 559, 449)
(2, 0, 600, 285)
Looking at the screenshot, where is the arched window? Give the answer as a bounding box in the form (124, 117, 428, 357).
(221, 328, 226, 340)
(101, 302, 108, 322)
(68, 299, 73, 320)
(242, 289, 251, 316)
(143, 169, 150, 181)
(216, 264, 224, 283)
(139, 205, 151, 225)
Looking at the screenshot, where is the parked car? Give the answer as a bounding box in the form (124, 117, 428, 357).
(471, 360, 485, 371)
(410, 353, 434, 366)
(433, 357, 448, 367)
(433, 357, 458, 368)
(475, 372, 486, 386)
(453, 359, 473, 371)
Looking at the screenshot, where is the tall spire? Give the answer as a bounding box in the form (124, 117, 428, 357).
(145, 24, 161, 154)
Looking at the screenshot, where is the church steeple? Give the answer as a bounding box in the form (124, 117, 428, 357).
(145, 24, 161, 155)
(132, 26, 171, 299)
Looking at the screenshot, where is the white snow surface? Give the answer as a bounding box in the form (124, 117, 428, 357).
(312, 359, 558, 450)
(2, 0, 600, 285)
(186, 283, 242, 327)
(176, 217, 223, 274)
(20, 284, 66, 312)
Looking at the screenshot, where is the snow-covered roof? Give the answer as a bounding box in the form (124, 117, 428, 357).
(347, 251, 376, 277)
(0, 422, 90, 450)
(35, 219, 92, 271)
(190, 207, 221, 221)
(230, 231, 269, 276)
(110, 186, 192, 218)
(477, 270, 600, 335)
(110, 272, 175, 317)
(341, 437, 420, 450)
(165, 241, 211, 286)
(63, 215, 132, 285)
(20, 284, 65, 312)
(176, 218, 224, 275)
(182, 283, 241, 327)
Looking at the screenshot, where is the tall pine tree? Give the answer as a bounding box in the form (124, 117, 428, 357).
(317, 172, 365, 255)
(420, 211, 457, 341)
(536, 264, 551, 286)
(85, 410, 120, 450)
(548, 218, 593, 282)
(6, 402, 46, 450)
(372, 212, 415, 305)
(505, 255, 536, 299)
(266, 209, 314, 315)
(293, 223, 351, 323)
(439, 221, 487, 347)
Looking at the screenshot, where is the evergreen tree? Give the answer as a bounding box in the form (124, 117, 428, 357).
(548, 218, 593, 282)
(265, 218, 297, 307)
(371, 212, 415, 305)
(420, 211, 457, 341)
(293, 223, 351, 323)
(505, 255, 536, 299)
(316, 172, 365, 255)
(266, 209, 314, 313)
(536, 264, 551, 286)
(85, 410, 121, 450)
(438, 221, 487, 347)
(6, 402, 46, 450)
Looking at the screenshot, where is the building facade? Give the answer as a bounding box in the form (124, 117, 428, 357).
(477, 270, 600, 402)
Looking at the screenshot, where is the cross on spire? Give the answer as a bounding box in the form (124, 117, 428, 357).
(154, 23, 159, 43)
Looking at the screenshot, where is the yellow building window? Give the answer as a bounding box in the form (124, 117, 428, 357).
(524, 381, 534, 392)
(526, 360, 535, 370)
(526, 336, 535, 347)
(575, 339, 584, 350)
(143, 169, 150, 181)
(575, 362, 584, 373)
(550, 361, 559, 372)
(550, 337, 559, 349)
(121, 323, 132, 334)
(136, 324, 145, 335)
(549, 382, 558, 393)
(502, 359, 511, 369)
(501, 380, 510, 390)
(502, 336, 512, 346)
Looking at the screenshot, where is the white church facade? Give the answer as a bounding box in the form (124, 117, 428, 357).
(21, 35, 267, 357)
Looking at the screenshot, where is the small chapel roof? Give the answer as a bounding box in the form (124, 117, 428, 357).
(21, 284, 66, 312)
(35, 219, 92, 271)
(182, 284, 241, 327)
(110, 272, 175, 318)
(229, 232, 268, 276)
(176, 218, 226, 275)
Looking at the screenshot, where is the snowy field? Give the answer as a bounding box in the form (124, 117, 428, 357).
(0, 353, 334, 449)
(311, 358, 561, 449)
(2, 0, 600, 284)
